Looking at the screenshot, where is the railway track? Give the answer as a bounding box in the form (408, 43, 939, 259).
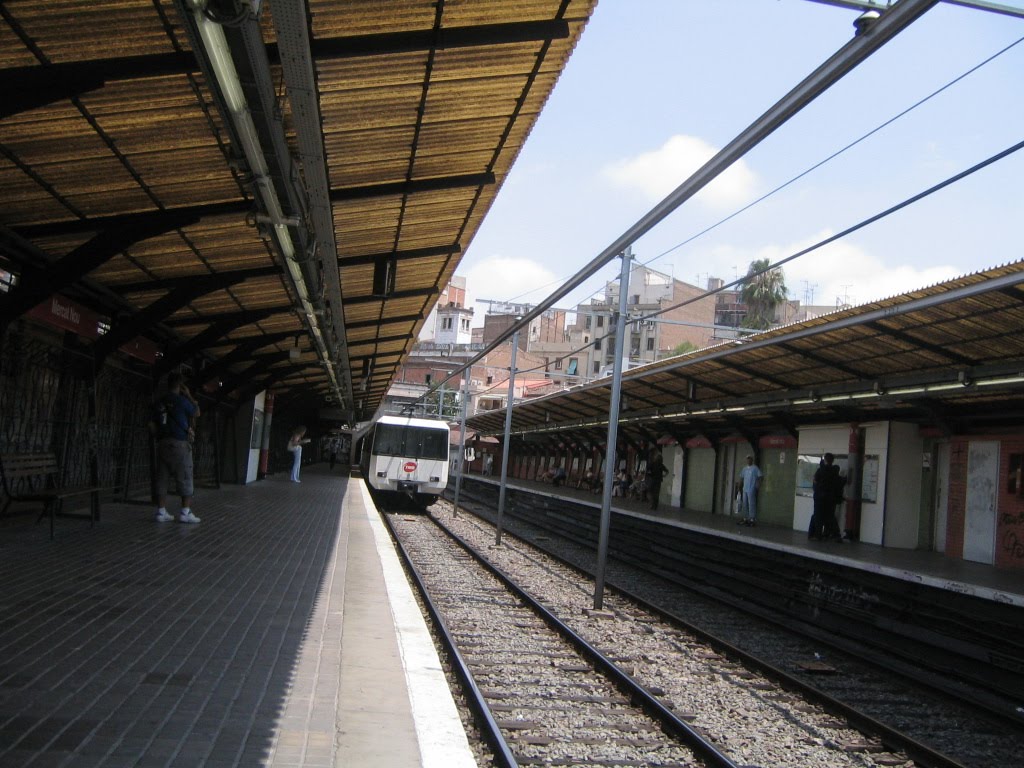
(379, 499, 953, 768)
(442, 486, 1023, 768)
(382, 505, 734, 768)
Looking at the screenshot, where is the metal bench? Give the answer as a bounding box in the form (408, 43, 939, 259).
(0, 452, 103, 539)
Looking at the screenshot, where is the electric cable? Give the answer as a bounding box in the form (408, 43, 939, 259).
(416, 136, 1024, 415)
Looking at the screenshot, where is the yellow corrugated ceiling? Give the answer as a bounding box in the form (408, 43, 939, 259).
(0, 0, 598, 420)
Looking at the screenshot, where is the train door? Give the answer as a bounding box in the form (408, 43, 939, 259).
(964, 440, 998, 564)
(933, 441, 950, 553)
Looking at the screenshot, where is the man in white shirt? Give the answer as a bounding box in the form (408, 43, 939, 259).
(737, 454, 763, 527)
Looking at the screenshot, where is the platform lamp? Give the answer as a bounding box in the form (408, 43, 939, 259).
(372, 256, 397, 298)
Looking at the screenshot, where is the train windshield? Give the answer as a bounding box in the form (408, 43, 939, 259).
(373, 424, 449, 460)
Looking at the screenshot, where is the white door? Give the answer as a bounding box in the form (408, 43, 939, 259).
(964, 441, 998, 564)
(933, 442, 950, 553)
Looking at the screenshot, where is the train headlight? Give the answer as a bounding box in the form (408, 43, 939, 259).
(430, 476, 440, 482)
(377, 471, 387, 478)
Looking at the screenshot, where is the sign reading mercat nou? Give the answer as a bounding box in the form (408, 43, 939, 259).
(27, 295, 101, 339)
(26, 294, 160, 364)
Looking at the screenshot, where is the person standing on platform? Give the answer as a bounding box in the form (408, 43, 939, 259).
(810, 453, 844, 541)
(647, 451, 668, 510)
(737, 454, 762, 527)
(288, 426, 310, 483)
(329, 438, 339, 471)
(150, 372, 201, 524)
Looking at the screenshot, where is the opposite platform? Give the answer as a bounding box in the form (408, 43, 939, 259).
(0, 467, 475, 767)
(459, 473, 1024, 607)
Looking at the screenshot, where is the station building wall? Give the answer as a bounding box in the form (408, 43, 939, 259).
(683, 445, 715, 512)
(945, 434, 1024, 571)
(758, 436, 797, 529)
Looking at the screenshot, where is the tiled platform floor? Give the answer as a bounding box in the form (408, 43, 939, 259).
(0, 467, 473, 768)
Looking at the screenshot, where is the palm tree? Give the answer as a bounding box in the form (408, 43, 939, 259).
(740, 258, 788, 330)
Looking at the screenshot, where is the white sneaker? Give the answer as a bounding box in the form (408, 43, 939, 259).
(179, 511, 201, 524)
(155, 509, 174, 522)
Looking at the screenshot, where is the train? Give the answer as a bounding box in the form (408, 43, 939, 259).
(359, 414, 451, 508)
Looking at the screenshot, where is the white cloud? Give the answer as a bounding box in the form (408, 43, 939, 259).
(462, 255, 561, 323)
(693, 233, 962, 310)
(604, 134, 759, 208)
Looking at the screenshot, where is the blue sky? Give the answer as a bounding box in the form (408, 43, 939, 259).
(456, 0, 1024, 324)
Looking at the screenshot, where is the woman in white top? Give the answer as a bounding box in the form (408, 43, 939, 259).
(288, 426, 310, 482)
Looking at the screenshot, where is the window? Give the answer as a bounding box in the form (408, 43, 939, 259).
(594, 338, 601, 351)
(631, 295, 640, 305)
(555, 358, 562, 370)
(585, 316, 592, 330)
(461, 318, 470, 331)
(593, 361, 601, 374)
(373, 424, 449, 460)
(486, 375, 493, 385)
(596, 316, 604, 328)
(647, 337, 655, 351)
(0, 269, 16, 294)
(442, 317, 453, 330)
(425, 374, 432, 385)
(566, 358, 578, 376)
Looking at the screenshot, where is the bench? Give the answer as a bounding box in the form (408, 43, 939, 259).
(0, 452, 103, 539)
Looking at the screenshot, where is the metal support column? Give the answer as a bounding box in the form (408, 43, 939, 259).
(594, 248, 633, 609)
(495, 331, 519, 546)
(451, 373, 470, 518)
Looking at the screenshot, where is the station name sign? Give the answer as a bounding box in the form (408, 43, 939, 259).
(27, 294, 160, 364)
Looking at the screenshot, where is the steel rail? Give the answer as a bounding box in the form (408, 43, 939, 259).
(426, 511, 743, 768)
(448, 490, 973, 768)
(449, 487, 1010, 768)
(376, 503, 519, 768)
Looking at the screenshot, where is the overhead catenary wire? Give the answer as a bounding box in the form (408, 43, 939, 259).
(458, 136, 1024, 412)
(419, 36, 1024, 413)
(407, 0, 937, 409)
(495, 32, 1024, 311)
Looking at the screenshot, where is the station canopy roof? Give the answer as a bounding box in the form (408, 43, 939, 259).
(466, 261, 1024, 443)
(0, 0, 597, 420)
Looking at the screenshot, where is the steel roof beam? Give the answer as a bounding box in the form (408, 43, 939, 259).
(0, 19, 571, 103)
(775, 341, 865, 378)
(94, 272, 253, 363)
(193, 331, 305, 387)
(349, 351, 404, 362)
(344, 313, 422, 330)
(329, 173, 495, 202)
(157, 319, 238, 376)
(339, 243, 461, 267)
(343, 287, 438, 305)
(14, 172, 489, 238)
(235, 369, 296, 405)
(217, 352, 294, 399)
(114, 265, 280, 295)
(163, 306, 294, 327)
(309, 19, 571, 58)
(865, 320, 978, 366)
(13, 200, 248, 239)
(346, 334, 413, 349)
(1, 210, 200, 324)
(1, 72, 106, 119)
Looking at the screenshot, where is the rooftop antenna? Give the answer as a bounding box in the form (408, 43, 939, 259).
(802, 280, 817, 306)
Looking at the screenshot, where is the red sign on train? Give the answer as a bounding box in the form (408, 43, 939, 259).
(403, 461, 417, 473)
